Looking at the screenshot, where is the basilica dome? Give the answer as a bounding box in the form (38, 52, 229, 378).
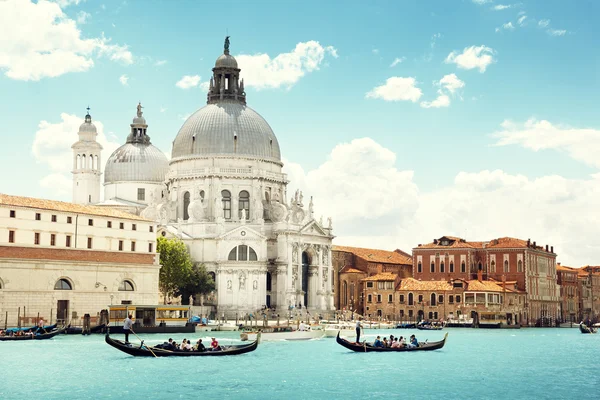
(104, 104, 169, 184)
(171, 39, 281, 164)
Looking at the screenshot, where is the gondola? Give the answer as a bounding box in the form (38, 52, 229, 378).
(0, 326, 66, 341)
(579, 323, 597, 334)
(416, 325, 443, 331)
(336, 331, 448, 352)
(105, 333, 259, 357)
(5, 324, 57, 334)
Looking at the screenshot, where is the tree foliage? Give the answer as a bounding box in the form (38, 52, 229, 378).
(157, 237, 193, 303)
(175, 264, 215, 305)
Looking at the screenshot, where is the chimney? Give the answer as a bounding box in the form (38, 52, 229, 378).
(527, 238, 530, 247)
(477, 269, 483, 282)
(533, 241, 536, 248)
(545, 245, 549, 252)
(433, 239, 438, 245)
(551, 246, 554, 253)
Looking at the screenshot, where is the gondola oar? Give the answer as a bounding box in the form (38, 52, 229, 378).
(130, 328, 158, 358)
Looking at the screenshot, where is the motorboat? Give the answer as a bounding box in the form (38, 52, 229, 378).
(240, 324, 324, 343)
(323, 322, 355, 338)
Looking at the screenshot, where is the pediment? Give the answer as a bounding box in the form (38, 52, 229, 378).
(300, 220, 328, 236)
(217, 225, 267, 241)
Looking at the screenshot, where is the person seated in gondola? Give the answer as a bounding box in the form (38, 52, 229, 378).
(382, 337, 389, 347)
(182, 339, 193, 351)
(210, 337, 221, 351)
(398, 336, 406, 347)
(373, 336, 384, 348)
(391, 338, 400, 348)
(196, 338, 206, 352)
(407, 334, 419, 348)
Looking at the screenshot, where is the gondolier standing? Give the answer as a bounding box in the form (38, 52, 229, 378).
(123, 314, 133, 344)
(355, 317, 363, 343)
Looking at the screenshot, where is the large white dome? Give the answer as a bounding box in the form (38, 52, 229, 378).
(171, 101, 281, 163)
(104, 143, 168, 184)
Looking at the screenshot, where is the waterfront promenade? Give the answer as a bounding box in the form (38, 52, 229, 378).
(1, 328, 595, 399)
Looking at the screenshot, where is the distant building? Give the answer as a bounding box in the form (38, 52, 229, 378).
(413, 235, 559, 325)
(556, 263, 580, 323)
(0, 194, 159, 327)
(578, 266, 600, 321)
(333, 245, 412, 315)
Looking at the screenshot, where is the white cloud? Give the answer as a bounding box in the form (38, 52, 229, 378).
(160, 107, 167, 113)
(430, 33, 442, 48)
(154, 60, 167, 66)
(200, 81, 210, 92)
(119, 74, 128, 86)
(235, 41, 337, 89)
(0, 0, 133, 81)
(390, 57, 406, 67)
(40, 174, 72, 197)
(518, 15, 527, 26)
(175, 75, 201, 89)
(420, 94, 450, 109)
(472, 0, 492, 4)
(284, 137, 600, 266)
(445, 45, 496, 73)
(548, 29, 567, 36)
(366, 77, 422, 103)
(372, 49, 380, 55)
(497, 22, 515, 32)
(493, 4, 512, 10)
(76, 10, 90, 24)
(492, 118, 600, 168)
(54, 0, 84, 7)
(31, 112, 121, 197)
(538, 19, 550, 28)
(420, 74, 465, 109)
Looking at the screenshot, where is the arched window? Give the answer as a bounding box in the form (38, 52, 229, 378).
(430, 262, 435, 273)
(490, 261, 496, 273)
(183, 191, 190, 220)
(450, 262, 454, 273)
(222, 190, 231, 219)
(478, 262, 483, 271)
(209, 271, 216, 282)
(76, 154, 81, 169)
(518, 260, 523, 272)
(119, 280, 135, 291)
(417, 262, 422, 273)
(82, 154, 86, 169)
(239, 190, 250, 220)
(418, 294, 423, 303)
(343, 281, 348, 306)
(461, 261, 466, 273)
(440, 261, 445, 273)
(54, 279, 72, 290)
(95, 155, 99, 170)
(408, 293, 414, 306)
(504, 260, 509, 272)
(430, 293, 436, 306)
(228, 245, 258, 261)
(199, 190, 205, 200)
(266, 272, 272, 291)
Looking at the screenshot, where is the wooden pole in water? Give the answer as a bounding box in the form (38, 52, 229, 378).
(17, 307, 21, 328)
(50, 308, 53, 325)
(4, 311, 7, 330)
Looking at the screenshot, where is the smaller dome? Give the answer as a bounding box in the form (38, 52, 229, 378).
(104, 143, 169, 184)
(79, 122, 97, 133)
(132, 116, 147, 125)
(215, 53, 238, 69)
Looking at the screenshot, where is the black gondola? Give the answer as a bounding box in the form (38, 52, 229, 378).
(416, 325, 444, 331)
(336, 331, 448, 352)
(579, 323, 597, 334)
(105, 334, 259, 357)
(0, 326, 66, 341)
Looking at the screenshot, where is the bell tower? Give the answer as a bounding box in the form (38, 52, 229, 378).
(207, 36, 246, 105)
(72, 107, 103, 204)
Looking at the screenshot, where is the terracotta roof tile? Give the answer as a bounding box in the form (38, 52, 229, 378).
(398, 278, 453, 291)
(333, 245, 412, 265)
(341, 267, 364, 274)
(0, 193, 149, 221)
(466, 280, 505, 292)
(362, 272, 398, 281)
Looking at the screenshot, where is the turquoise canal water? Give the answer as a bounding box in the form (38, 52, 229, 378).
(0, 328, 597, 399)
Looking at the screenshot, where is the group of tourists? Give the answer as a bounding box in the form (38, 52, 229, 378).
(371, 334, 419, 348)
(154, 337, 222, 352)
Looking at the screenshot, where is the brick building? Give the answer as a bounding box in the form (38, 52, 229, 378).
(413, 235, 559, 325)
(333, 245, 412, 315)
(556, 264, 580, 323)
(578, 266, 600, 321)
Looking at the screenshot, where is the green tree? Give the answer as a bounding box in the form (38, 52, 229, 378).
(175, 264, 215, 305)
(157, 237, 193, 304)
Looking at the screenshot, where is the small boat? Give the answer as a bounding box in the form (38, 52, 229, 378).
(579, 323, 597, 334)
(0, 326, 66, 341)
(105, 334, 259, 357)
(321, 322, 355, 338)
(395, 322, 417, 329)
(4, 324, 57, 334)
(240, 326, 324, 343)
(416, 324, 444, 331)
(336, 331, 448, 352)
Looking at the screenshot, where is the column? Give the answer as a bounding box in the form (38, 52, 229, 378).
(317, 245, 325, 311)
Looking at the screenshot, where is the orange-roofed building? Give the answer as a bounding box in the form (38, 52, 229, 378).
(362, 272, 401, 320)
(413, 235, 559, 325)
(333, 245, 412, 315)
(578, 266, 600, 321)
(556, 263, 580, 323)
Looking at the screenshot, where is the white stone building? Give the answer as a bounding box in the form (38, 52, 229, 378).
(76, 38, 335, 315)
(0, 194, 159, 327)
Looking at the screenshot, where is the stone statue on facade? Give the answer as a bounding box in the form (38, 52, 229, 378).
(327, 217, 332, 229)
(240, 208, 246, 224)
(227, 280, 232, 290)
(309, 196, 314, 218)
(253, 280, 258, 290)
(239, 272, 246, 290)
(319, 215, 323, 226)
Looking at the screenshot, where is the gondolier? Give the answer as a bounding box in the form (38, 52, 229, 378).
(355, 317, 363, 343)
(123, 314, 133, 344)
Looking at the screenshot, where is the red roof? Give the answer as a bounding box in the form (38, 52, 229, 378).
(333, 245, 412, 265)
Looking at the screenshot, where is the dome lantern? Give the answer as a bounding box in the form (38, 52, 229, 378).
(207, 36, 246, 105)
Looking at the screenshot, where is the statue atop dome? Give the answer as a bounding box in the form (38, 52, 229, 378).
(224, 36, 230, 54)
(137, 102, 143, 118)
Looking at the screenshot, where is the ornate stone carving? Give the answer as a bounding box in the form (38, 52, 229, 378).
(239, 271, 246, 290)
(227, 280, 232, 290)
(187, 189, 206, 222)
(253, 280, 258, 290)
(270, 201, 287, 222)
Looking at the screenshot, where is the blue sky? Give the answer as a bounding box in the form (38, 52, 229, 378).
(0, 0, 598, 265)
